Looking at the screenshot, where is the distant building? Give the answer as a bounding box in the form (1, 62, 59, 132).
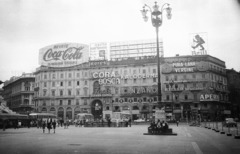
(226, 69, 240, 119)
(2, 73, 35, 114)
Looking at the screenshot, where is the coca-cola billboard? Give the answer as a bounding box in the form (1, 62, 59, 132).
(39, 43, 89, 67)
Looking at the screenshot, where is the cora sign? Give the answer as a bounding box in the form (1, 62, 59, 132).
(39, 43, 89, 67)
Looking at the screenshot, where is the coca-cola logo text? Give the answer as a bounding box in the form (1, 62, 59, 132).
(43, 47, 84, 61)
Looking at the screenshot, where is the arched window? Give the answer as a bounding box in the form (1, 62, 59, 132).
(41, 107, 47, 113)
(50, 107, 56, 115)
(58, 107, 64, 119)
(93, 81, 100, 94)
(66, 107, 72, 119)
(132, 106, 139, 110)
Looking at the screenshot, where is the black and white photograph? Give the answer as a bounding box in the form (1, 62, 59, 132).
(0, 0, 240, 153)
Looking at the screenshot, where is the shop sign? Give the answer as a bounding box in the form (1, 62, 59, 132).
(165, 87, 204, 91)
(200, 94, 219, 101)
(92, 71, 157, 85)
(39, 43, 89, 67)
(89, 60, 109, 67)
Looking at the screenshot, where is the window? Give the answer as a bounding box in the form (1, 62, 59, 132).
(68, 90, 71, 96)
(124, 79, 128, 84)
(84, 81, 87, 85)
(153, 69, 156, 73)
(43, 90, 47, 96)
(174, 75, 177, 81)
(68, 100, 71, 105)
(44, 82, 47, 87)
(52, 74, 56, 79)
(134, 97, 137, 102)
(60, 90, 63, 96)
(143, 97, 147, 102)
(184, 95, 188, 100)
(184, 83, 187, 89)
(115, 98, 119, 102)
(183, 75, 187, 79)
(68, 73, 72, 78)
(77, 73, 80, 78)
(68, 81, 71, 86)
(77, 81, 80, 86)
(134, 79, 137, 84)
(165, 76, 169, 81)
(154, 97, 157, 101)
(51, 90, 55, 96)
(60, 73, 64, 78)
(44, 74, 47, 79)
(76, 89, 80, 95)
(115, 87, 119, 94)
(193, 83, 196, 88)
(143, 69, 146, 74)
(59, 100, 63, 106)
(166, 95, 170, 100)
(202, 73, 205, 79)
(194, 104, 198, 108)
(52, 82, 55, 87)
(42, 101, 46, 106)
(192, 74, 196, 79)
(153, 78, 156, 82)
(124, 98, 128, 102)
(84, 99, 87, 105)
(60, 82, 63, 86)
(175, 84, 178, 89)
(143, 78, 146, 83)
(76, 99, 79, 105)
(166, 84, 169, 88)
(84, 88, 88, 95)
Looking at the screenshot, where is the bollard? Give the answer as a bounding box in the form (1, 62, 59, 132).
(226, 125, 232, 136)
(235, 122, 240, 139)
(220, 121, 225, 134)
(215, 121, 219, 132)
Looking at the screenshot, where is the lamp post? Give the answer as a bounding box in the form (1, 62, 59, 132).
(141, 1, 172, 109)
(169, 79, 174, 120)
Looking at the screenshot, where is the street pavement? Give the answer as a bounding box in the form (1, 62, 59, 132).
(0, 123, 240, 154)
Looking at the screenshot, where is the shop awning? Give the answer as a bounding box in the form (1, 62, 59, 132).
(0, 113, 28, 120)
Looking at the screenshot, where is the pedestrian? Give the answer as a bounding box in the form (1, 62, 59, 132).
(42, 121, 46, 133)
(107, 118, 111, 127)
(2, 119, 7, 131)
(176, 120, 179, 127)
(128, 118, 132, 127)
(52, 119, 56, 133)
(47, 117, 52, 133)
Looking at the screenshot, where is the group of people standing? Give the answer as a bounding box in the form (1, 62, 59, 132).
(148, 119, 169, 134)
(42, 117, 57, 134)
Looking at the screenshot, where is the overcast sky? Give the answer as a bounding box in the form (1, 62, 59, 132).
(0, 0, 240, 86)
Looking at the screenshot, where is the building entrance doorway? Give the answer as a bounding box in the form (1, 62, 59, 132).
(91, 100, 103, 120)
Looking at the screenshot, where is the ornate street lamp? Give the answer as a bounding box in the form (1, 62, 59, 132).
(141, 1, 172, 109)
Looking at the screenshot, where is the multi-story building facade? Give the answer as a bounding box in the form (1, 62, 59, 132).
(2, 73, 35, 114)
(34, 42, 229, 122)
(162, 55, 229, 121)
(226, 69, 240, 119)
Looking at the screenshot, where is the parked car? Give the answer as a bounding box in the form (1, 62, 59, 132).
(223, 118, 237, 127)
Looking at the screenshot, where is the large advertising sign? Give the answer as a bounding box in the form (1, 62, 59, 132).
(190, 33, 208, 56)
(39, 43, 89, 67)
(200, 94, 219, 102)
(89, 42, 108, 60)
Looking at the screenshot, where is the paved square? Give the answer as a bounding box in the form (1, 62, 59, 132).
(0, 124, 240, 154)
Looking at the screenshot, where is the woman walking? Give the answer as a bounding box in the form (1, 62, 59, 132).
(42, 121, 46, 133)
(52, 119, 56, 133)
(47, 117, 52, 133)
